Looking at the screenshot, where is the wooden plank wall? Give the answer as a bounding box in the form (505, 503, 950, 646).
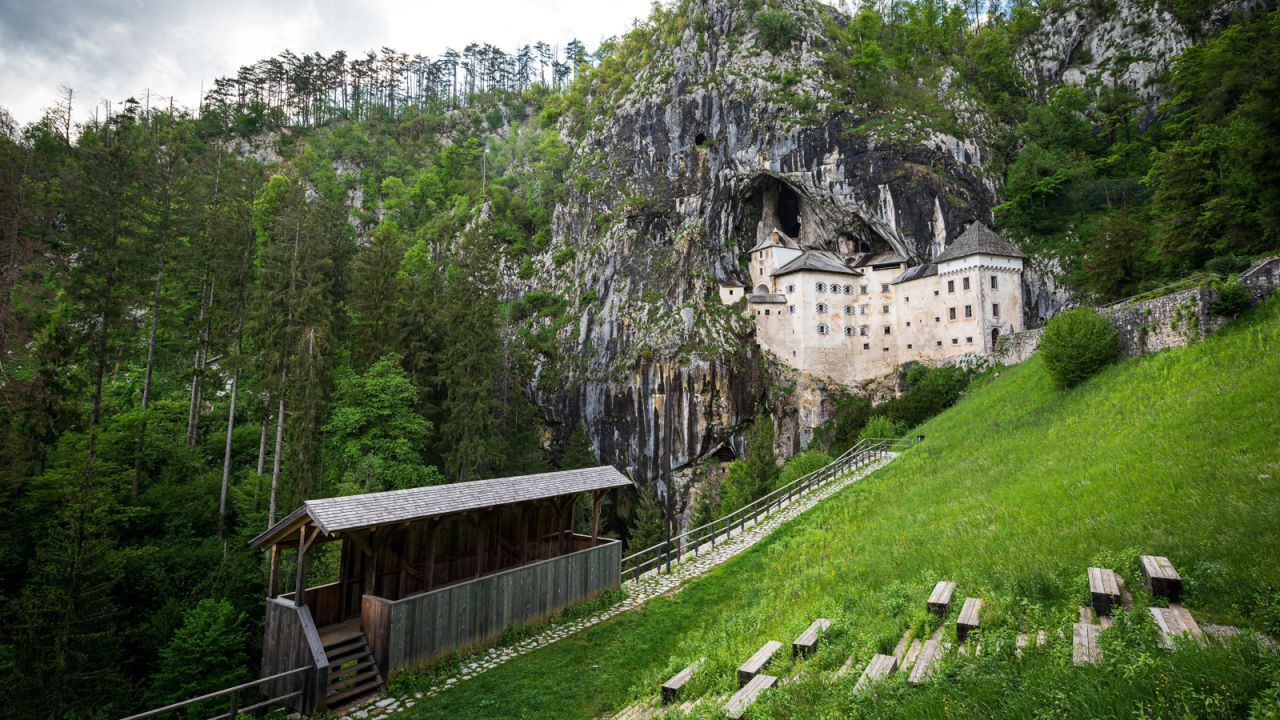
(381, 537, 621, 674)
(260, 598, 329, 714)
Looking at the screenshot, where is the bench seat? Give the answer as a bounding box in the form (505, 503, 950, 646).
(927, 581, 956, 615)
(1141, 555, 1183, 601)
(661, 658, 703, 704)
(792, 618, 830, 657)
(737, 641, 782, 687)
(853, 654, 897, 693)
(956, 597, 982, 642)
(1088, 567, 1122, 617)
(724, 674, 777, 719)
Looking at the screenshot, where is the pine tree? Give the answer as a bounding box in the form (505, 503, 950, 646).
(349, 221, 408, 370)
(558, 425, 596, 469)
(627, 485, 666, 555)
(743, 414, 779, 501)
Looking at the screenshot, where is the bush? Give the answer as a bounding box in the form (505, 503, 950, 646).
(776, 449, 832, 490)
(754, 8, 797, 53)
(1211, 277, 1254, 318)
(879, 364, 971, 428)
(1040, 307, 1122, 388)
(813, 394, 871, 454)
(858, 415, 904, 442)
(147, 599, 249, 712)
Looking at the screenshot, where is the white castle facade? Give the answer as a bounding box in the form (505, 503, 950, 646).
(722, 222, 1026, 386)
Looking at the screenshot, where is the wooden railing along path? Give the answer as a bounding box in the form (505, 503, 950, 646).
(621, 437, 912, 582)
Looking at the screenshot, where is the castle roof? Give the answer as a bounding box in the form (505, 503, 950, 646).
(748, 228, 800, 253)
(892, 262, 938, 285)
(854, 251, 908, 268)
(934, 222, 1026, 262)
(771, 250, 861, 278)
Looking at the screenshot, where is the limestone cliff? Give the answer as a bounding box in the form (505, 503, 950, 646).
(520, 0, 1001, 493)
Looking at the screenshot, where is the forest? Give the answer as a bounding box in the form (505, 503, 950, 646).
(2, 0, 1279, 717)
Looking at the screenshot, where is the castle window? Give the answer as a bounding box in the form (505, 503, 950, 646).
(859, 326, 869, 336)
(907, 343, 913, 349)
(937, 341, 943, 347)
(816, 303, 828, 313)
(963, 277, 971, 291)
(881, 305, 890, 314)
(906, 321, 911, 327)
(883, 326, 892, 335)
(788, 304, 796, 313)
(844, 327, 855, 336)
(816, 282, 827, 293)
(949, 307, 957, 320)
(860, 285, 869, 295)
(817, 324, 830, 335)
(992, 303, 1000, 317)
(933, 290, 939, 296)
(881, 284, 889, 293)
(844, 284, 854, 294)
(947, 280, 955, 293)
(860, 306, 868, 315)
(863, 343, 870, 350)
(883, 347, 889, 352)
(952, 338, 959, 345)
(935, 316, 940, 322)
(964, 305, 973, 318)
(991, 275, 999, 290)
(966, 336, 973, 343)
(786, 284, 795, 293)
(843, 305, 853, 314)
(765, 309, 770, 315)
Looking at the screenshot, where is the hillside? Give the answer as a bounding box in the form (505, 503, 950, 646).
(399, 296, 1280, 719)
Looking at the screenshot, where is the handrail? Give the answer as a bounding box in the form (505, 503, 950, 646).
(1102, 272, 1223, 309)
(620, 436, 911, 581)
(119, 666, 313, 720)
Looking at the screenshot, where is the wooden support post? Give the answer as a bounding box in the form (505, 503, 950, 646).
(591, 490, 603, 546)
(519, 504, 529, 563)
(267, 543, 281, 597)
(294, 526, 315, 608)
(473, 512, 485, 579)
(424, 520, 439, 591)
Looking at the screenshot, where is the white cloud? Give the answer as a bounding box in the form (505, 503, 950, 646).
(0, 0, 654, 124)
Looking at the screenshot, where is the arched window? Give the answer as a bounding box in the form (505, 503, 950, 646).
(816, 324, 830, 335)
(786, 284, 796, 294)
(788, 305, 796, 313)
(844, 285, 854, 294)
(844, 326, 856, 336)
(815, 282, 827, 293)
(816, 303, 828, 313)
(843, 305, 853, 314)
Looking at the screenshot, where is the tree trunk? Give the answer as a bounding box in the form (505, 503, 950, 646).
(218, 315, 244, 539)
(132, 252, 164, 501)
(186, 274, 209, 448)
(255, 394, 270, 512)
(267, 375, 286, 528)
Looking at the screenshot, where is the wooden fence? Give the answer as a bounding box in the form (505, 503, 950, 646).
(362, 534, 622, 675)
(621, 437, 911, 581)
(258, 598, 330, 714)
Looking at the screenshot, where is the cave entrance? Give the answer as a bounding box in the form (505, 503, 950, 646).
(775, 183, 801, 238)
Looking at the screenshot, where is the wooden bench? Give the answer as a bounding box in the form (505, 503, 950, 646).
(792, 618, 831, 657)
(724, 674, 777, 719)
(927, 581, 956, 615)
(661, 658, 703, 704)
(1141, 555, 1183, 601)
(1072, 620, 1101, 666)
(907, 637, 943, 685)
(853, 654, 897, 693)
(1088, 567, 1122, 617)
(1150, 604, 1204, 649)
(956, 597, 982, 642)
(738, 641, 782, 687)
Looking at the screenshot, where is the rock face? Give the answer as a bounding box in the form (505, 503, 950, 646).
(523, 0, 1002, 491)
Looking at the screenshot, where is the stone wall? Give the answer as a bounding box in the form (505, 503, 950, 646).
(993, 256, 1280, 365)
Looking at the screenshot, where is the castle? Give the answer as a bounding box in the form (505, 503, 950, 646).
(721, 222, 1026, 387)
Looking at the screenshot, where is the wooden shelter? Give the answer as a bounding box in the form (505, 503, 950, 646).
(250, 465, 630, 713)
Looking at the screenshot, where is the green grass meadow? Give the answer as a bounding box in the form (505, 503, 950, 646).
(399, 297, 1280, 719)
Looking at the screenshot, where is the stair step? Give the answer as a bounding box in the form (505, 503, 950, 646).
(327, 644, 371, 666)
(329, 668, 380, 692)
(326, 677, 383, 708)
(330, 658, 375, 680)
(323, 634, 366, 653)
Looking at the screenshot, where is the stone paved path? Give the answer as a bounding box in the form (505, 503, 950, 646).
(337, 454, 897, 719)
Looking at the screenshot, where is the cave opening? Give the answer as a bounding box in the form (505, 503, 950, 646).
(694, 132, 707, 147)
(775, 183, 801, 238)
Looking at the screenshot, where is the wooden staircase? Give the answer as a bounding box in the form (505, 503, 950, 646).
(321, 621, 384, 709)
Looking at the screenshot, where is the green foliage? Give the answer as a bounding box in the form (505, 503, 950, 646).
(147, 599, 249, 714)
(754, 8, 798, 54)
(558, 426, 596, 470)
(627, 486, 666, 554)
(775, 449, 831, 490)
(1040, 307, 1122, 388)
(814, 393, 872, 455)
(878, 364, 971, 429)
(858, 414, 905, 442)
(1210, 277, 1254, 318)
(323, 354, 438, 494)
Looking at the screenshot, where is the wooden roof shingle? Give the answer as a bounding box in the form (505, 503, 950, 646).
(249, 465, 632, 548)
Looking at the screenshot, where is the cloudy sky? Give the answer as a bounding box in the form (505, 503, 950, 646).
(0, 0, 655, 124)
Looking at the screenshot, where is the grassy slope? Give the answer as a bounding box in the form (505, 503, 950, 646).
(404, 298, 1280, 719)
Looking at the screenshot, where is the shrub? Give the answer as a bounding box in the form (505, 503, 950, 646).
(1040, 307, 1121, 388)
(776, 449, 832, 490)
(147, 599, 249, 712)
(754, 8, 797, 54)
(814, 393, 871, 454)
(858, 415, 904, 442)
(1211, 277, 1253, 318)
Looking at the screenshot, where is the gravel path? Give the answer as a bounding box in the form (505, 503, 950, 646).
(338, 453, 897, 719)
